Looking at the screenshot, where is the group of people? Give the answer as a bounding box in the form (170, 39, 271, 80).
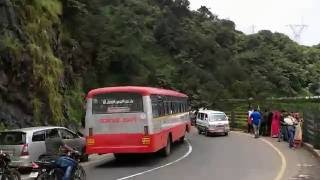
(278, 111, 303, 149)
(247, 108, 272, 138)
(247, 108, 303, 149)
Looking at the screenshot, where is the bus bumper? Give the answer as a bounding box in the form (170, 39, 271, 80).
(85, 134, 162, 154)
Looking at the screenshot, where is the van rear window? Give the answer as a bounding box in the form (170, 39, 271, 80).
(0, 132, 26, 145)
(210, 114, 227, 121)
(92, 92, 143, 114)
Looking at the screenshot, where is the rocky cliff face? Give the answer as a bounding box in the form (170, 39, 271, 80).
(0, 0, 84, 129)
(0, 0, 34, 128)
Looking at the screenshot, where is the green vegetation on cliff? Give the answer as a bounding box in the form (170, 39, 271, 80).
(1, 0, 320, 128)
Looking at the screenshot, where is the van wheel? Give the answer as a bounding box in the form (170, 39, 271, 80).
(205, 129, 210, 137)
(161, 135, 172, 157)
(197, 127, 202, 134)
(224, 132, 229, 136)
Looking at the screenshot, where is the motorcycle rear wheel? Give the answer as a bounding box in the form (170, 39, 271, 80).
(36, 168, 63, 180)
(72, 165, 86, 180)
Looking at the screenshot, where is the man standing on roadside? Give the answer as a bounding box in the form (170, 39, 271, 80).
(250, 108, 261, 138)
(284, 114, 297, 149)
(247, 108, 254, 133)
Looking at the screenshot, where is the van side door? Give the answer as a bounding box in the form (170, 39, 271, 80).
(203, 113, 209, 128)
(196, 113, 201, 127)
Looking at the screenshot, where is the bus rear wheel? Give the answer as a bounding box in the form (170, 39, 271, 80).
(114, 153, 130, 160)
(161, 135, 172, 157)
(178, 135, 185, 143)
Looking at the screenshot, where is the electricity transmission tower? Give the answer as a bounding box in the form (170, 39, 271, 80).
(287, 24, 308, 43)
(250, 25, 256, 34)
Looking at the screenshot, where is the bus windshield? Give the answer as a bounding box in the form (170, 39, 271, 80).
(92, 92, 143, 114)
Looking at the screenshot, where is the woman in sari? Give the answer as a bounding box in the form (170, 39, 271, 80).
(271, 111, 281, 137)
(294, 113, 303, 148)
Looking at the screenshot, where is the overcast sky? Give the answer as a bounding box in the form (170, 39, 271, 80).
(189, 0, 320, 46)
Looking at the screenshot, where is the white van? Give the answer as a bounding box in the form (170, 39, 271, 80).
(196, 110, 230, 136)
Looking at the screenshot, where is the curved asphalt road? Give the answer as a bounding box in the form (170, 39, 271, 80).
(85, 128, 285, 180)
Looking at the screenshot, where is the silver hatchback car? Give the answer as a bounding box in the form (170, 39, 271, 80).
(0, 126, 88, 167)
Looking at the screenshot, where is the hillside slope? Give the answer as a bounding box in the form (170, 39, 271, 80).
(0, 0, 319, 129)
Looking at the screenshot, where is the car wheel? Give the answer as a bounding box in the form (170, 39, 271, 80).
(224, 132, 229, 136)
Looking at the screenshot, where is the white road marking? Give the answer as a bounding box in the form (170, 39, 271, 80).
(116, 140, 193, 180)
(297, 163, 313, 167)
(298, 174, 311, 178)
(232, 131, 287, 180)
(289, 174, 311, 179)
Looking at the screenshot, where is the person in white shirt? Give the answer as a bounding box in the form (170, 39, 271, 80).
(284, 115, 297, 149)
(247, 109, 253, 133)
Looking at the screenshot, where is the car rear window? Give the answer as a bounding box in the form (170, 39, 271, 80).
(0, 131, 26, 145)
(92, 92, 143, 114)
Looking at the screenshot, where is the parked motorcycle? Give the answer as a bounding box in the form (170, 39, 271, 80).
(30, 151, 86, 180)
(0, 151, 21, 180)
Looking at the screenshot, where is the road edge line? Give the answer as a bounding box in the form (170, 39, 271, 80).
(260, 138, 287, 180)
(116, 140, 193, 180)
(302, 142, 320, 160)
(232, 131, 287, 180)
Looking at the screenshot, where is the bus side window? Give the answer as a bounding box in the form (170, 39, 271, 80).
(151, 95, 161, 118)
(175, 102, 178, 113)
(160, 101, 165, 116)
(184, 100, 187, 112)
(152, 100, 159, 118)
(165, 101, 170, 115)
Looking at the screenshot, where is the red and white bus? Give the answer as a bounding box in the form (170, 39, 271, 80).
(85, 86, 190, 156)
